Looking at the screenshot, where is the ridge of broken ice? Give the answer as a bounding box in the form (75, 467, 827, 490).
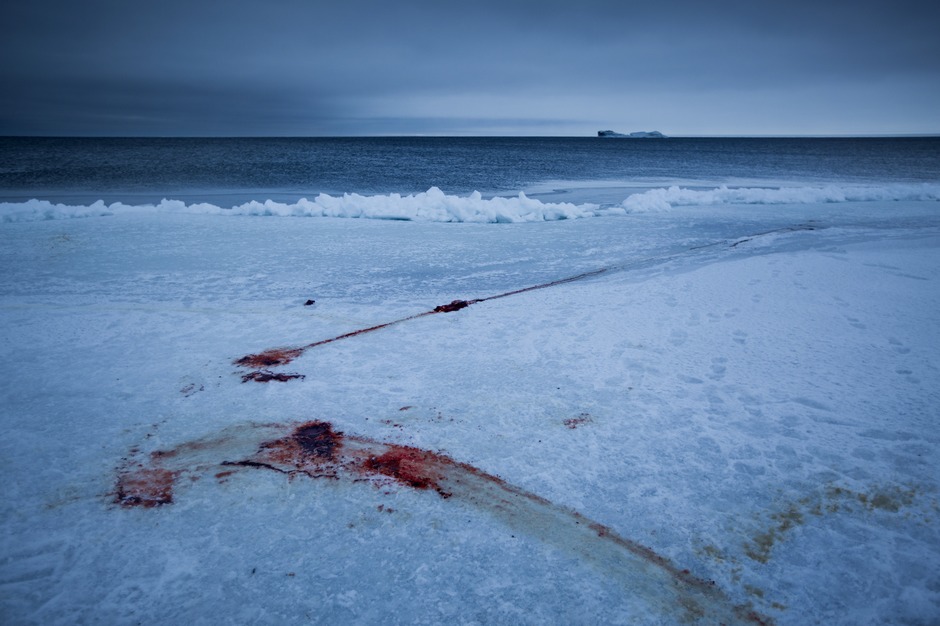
(1, 183, 938, 223)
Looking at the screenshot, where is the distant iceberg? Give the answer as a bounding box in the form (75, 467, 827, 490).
(597, 130, 666, 138)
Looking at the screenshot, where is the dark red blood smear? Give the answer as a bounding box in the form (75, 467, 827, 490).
(224, 460, 288, 474)
(235, 348, 304, 368)
(115, 468, 177, 508)
(363, 447, 444, 492)
(563, 414, 592, 429)
(741, 610, 774, 626)
(433, 299, 474, 313)
(293, 422, 342, 460)
(241, 370, 305, 383)
(590, 522, 609, 537)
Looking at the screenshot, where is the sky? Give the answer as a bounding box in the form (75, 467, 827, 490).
(1, 0, 938, 137)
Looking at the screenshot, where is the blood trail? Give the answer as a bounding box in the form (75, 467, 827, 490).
(114, 421, 771, 624)
(234, 224, 819, 381)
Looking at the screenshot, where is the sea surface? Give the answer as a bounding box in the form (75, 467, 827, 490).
(2, 136, 939, 206)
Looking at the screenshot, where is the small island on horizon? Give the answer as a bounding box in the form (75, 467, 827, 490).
(598, 130, 667, 138)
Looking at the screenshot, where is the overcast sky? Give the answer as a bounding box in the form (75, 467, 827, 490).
(2, 0, 938, 136)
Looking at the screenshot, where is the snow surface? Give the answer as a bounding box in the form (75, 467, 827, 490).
(0, 192, 938, 624)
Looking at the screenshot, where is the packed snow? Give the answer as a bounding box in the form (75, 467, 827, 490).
(0, 191, 938, 624)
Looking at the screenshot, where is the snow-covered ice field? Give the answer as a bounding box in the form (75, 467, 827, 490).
(1, 195, 938, 624)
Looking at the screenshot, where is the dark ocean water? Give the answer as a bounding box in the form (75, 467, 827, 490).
(1, 136, 939, 204)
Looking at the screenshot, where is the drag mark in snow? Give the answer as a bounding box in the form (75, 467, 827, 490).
(476, 267, 609, 303)
(728, 225, 817, 249)
(234, 310, 441, 373)
(232, 277, 602, 379)
(114, 421, 771, 624)
(234, 224, 820, 382)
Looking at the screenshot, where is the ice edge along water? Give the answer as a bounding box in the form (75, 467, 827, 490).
(3, 183, 940, 223)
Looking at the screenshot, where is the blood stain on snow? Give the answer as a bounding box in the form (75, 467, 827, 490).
(115, 467, 177, 508)
(246, 421, 344, 478)
(363, 447, 451, 496)
(563, 413, 593, 429)
(293, 421, 342, 460)
(235, 347, 305, 369)
(114, 420, 771, 624)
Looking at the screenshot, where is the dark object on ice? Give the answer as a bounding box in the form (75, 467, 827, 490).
(304, 299, 316, 306)
(433, 299, 475, 313)
(240, 370, 306, 383)
(292, 421, 341, 460)
(598, 130, 666, 138)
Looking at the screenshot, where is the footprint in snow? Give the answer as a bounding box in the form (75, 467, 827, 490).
(708, 357, 727, 381)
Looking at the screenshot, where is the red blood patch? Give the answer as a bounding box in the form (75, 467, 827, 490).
(363, 447, 444, 492)
(235, 348, 305, 369)
(115, 468, 177, 508)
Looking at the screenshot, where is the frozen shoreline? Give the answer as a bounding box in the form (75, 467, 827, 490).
(1, 204, 938, 624)
(3, 181, 940, 223)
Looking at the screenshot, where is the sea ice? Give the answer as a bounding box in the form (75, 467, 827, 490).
(0, 199, 937, 624)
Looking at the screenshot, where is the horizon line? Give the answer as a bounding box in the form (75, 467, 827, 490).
(2, 133, 939, 140)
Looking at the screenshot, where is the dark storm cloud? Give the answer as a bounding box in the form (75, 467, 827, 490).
(0, 73, 347, 136)
(1, 0, 938, 135)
